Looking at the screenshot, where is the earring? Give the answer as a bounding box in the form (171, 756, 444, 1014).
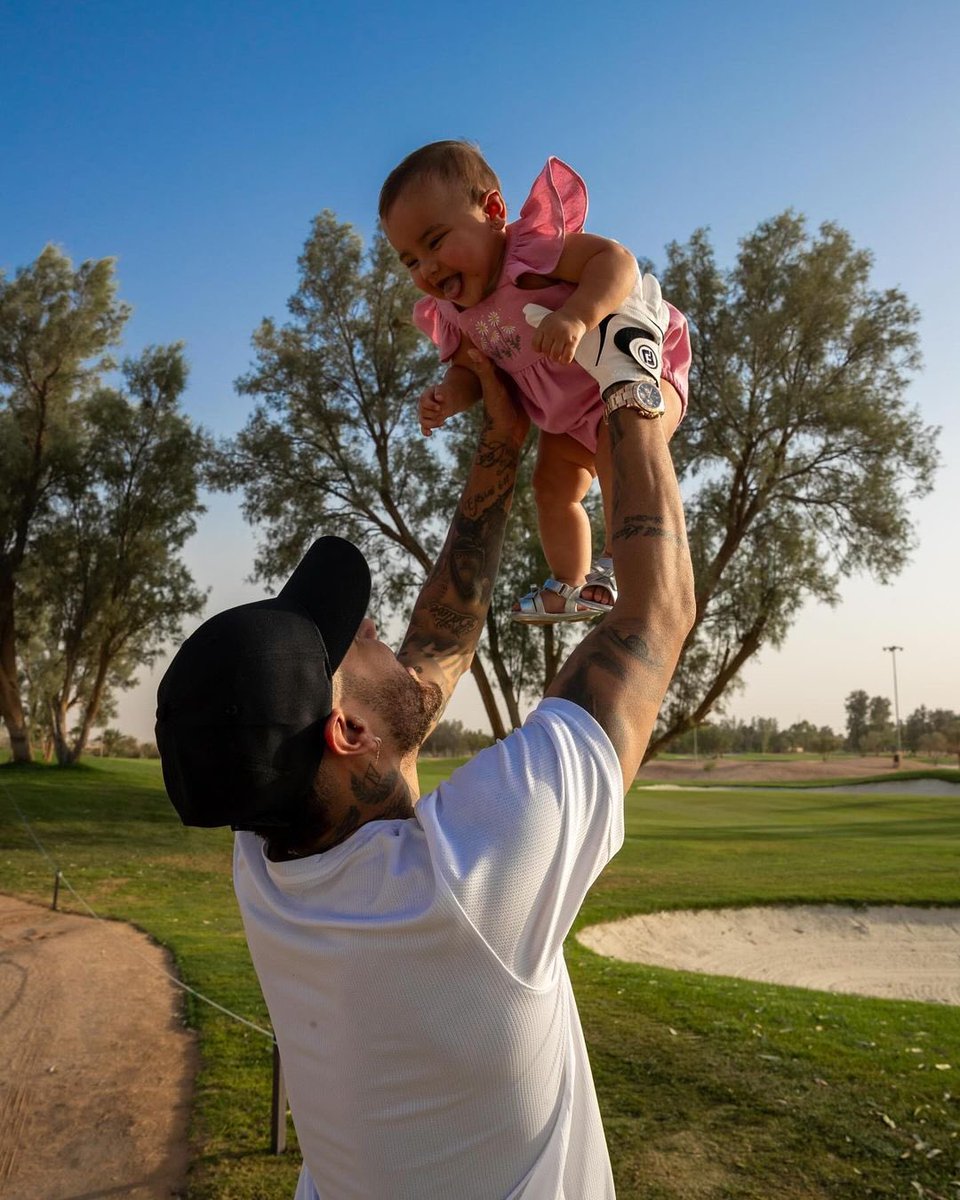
(373, 737, 382, 766)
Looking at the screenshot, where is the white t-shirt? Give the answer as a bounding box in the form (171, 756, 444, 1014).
(234, 697, 623, 1200)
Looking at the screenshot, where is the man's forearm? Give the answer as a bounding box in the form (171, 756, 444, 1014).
(547, 407, 695, 781)
(397, 408, 523, 696)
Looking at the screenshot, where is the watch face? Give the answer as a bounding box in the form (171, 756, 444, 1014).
(633, 382, 665, 413)
(602, 380, 665, 422)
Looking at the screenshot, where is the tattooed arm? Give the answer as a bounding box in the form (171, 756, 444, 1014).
(397, 350, 528, 710)
(546, 409, 696, 788)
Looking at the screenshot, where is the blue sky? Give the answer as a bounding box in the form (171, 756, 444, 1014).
(2, 0, 958, 740)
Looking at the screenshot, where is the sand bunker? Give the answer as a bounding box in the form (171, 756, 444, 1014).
(643, 779, 959, 796)
(578, 905, 960, 1005)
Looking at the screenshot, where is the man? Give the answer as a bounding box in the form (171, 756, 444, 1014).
(156, 277, 695, 1199)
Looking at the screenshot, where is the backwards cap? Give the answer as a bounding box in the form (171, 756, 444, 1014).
(155, 537, 370, 829)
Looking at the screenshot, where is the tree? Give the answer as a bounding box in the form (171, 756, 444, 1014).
(868, 695, 892, 735)
(0, 248, 208, 764)
(19, 344, 209, 763)
(649, 213, 939, 757)
(903, 705, 932, 752)
(214, 212, 583, 739)
(784, 719, 819, 751)
(815, 726, 844, 759)
(0, 246, 129, 760)
(422, 719, 494, 757)
(845, 690, 870, 751)
(917, 731, 947, 763)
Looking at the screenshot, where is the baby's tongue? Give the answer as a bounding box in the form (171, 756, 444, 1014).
(442, 275, 462, 301)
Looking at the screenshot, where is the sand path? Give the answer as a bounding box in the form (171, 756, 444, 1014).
(0, 894, 197, 1200)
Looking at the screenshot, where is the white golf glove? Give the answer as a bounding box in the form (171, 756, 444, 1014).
(524, 272, 669, 397)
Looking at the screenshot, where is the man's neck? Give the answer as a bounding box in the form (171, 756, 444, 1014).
(266, 760, 417, 861)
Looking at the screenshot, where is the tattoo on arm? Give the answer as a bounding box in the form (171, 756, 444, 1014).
(613, 512, 685, 549)
(553, 623, 664, 753)
(557, 659, 630, 752)
(427, 603, 479, 637)
(400, 415, 519, 690)
(601, 625, 664, 669)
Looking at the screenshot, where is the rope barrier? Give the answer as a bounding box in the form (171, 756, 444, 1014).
(1, 778, 275, 1040)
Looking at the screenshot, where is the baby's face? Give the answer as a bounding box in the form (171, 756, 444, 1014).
(383, 175, 506, 309)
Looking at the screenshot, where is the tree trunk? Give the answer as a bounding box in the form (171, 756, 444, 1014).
(469, 655, 507, 741)
(644, 612, 769, 762)
(542, 626, 562, 691)
(50, 695, 76, 766)
(483, 611, 522, 730)
(0, 570, 31, 763)
(64, 643, 112, 765)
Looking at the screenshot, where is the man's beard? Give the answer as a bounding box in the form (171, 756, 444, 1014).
(345, 668, 444, 755)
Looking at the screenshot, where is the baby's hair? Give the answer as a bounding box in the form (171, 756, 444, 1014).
(379, 140, 501, 222)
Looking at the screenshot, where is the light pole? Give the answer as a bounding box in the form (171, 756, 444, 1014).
(883, 645, 904, 764)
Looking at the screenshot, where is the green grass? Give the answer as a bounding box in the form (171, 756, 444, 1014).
(1, 757, 958, 1198)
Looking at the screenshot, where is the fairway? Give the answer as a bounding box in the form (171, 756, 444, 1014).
(2, 758, 958, 1199)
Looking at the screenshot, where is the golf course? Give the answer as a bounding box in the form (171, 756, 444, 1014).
(2, 755, 958, 1199)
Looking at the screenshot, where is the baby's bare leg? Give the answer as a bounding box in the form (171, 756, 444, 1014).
(514, 432, 596, 614)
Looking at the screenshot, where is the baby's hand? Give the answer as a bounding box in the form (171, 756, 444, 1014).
(530, 310, 587, 365)
(418, 367, 479, 437)
(419, 384, 451, 437)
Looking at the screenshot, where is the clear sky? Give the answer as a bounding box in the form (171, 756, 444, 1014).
(2, 0, 958, 742)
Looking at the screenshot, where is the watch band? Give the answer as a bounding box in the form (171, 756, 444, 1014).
(602, 381, 665, 423)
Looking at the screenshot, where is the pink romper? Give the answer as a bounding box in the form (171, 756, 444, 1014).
(413, 158, 691, 454)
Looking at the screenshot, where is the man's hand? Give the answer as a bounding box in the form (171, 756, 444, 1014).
(399, 353, 527, 711)
(464, 350, 530, 448)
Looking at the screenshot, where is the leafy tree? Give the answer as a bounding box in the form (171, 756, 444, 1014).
(845, 690, 870, 751)
(0, 246, 129, 761)
(903, 705, 932, 752)
(917, 731, 947, 763)
(421, 719, 494, 757)
(651, 213, 938, 757)
(861, 728, 895, 755)
(942, 720, 960, 768)
(214, 212, 584, 738)
(815, 726, 844, 758)
(692, 721, 734, 757)
(20, 344, 208, 763)
(0, 248, 208, 763)
(868, 694, 892, 734)
(783, 719, 819, 751)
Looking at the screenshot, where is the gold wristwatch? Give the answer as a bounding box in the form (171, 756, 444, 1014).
(602, 380, 665, 422)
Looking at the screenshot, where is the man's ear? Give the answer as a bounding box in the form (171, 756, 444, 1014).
(482, 189, 506, 229)
(323, 710, 375, 760)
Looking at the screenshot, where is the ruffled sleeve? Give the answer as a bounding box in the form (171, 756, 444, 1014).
(413, 296, 462, 361)
(505, 157, 589, 283)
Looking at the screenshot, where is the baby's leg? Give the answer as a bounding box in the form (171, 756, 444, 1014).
(516, 431, 596, 615)
(581, 379, 684, 606)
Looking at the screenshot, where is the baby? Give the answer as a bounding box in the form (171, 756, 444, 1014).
(379, 140, 691, 622)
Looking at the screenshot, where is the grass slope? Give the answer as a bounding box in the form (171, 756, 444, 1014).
(1, 757, 958, 1199)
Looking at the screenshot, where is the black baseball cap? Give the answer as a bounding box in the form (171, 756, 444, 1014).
(155, 537, 371, 830)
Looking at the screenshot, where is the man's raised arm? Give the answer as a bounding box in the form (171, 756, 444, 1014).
(397, 352, 528, 706)
(545, 279, 696, 786)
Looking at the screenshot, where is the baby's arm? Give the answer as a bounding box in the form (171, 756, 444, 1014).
(419, 338, 483, 437)
(531, 233, 639, 365)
